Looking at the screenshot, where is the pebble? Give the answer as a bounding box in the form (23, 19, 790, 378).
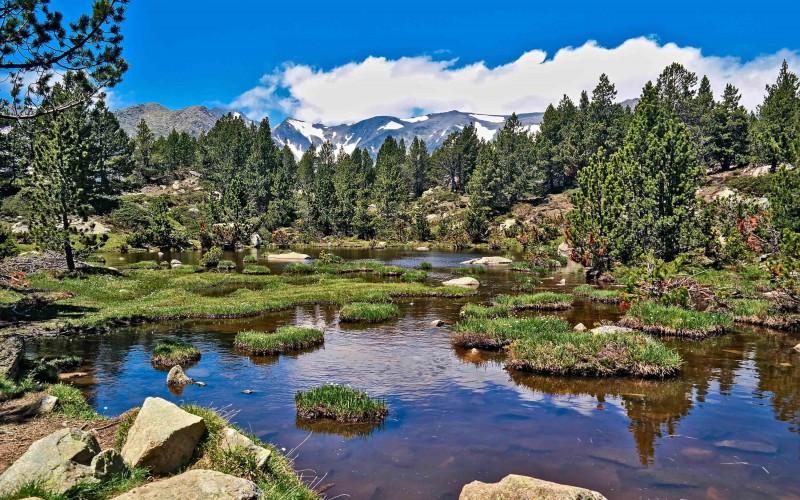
(242, 390, 254, 394)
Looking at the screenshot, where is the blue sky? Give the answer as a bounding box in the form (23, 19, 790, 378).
(61, 1, 800, 124)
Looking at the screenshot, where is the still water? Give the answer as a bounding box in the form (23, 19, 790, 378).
(29, 248, 800, 499)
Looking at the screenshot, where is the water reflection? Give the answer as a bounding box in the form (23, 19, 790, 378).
(25, 248, 800, 500)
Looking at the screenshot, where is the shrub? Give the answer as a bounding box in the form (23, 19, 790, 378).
(339, 302, 400, 323)
(0, 225, 19, 260)
(234, 326, 324, 355)
(619, 301, 733, 338)
(507, 329, 682, 378)
(452, 317, 571, 349)
(419, 262, 433, 270)
(47, 384, 101, 419)
(243, 255, 258, 263)
(151, 338, 201, 368)
(295, 384, 388, 423)
(492, 292, 573, 310)
(200, 246, 223, 268)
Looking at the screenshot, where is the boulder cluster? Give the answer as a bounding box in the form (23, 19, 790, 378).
(0, 397, 270, 499)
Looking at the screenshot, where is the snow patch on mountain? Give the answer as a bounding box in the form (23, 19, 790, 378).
(401, 115, 429, 123)
(379, 121, 405, 131)
(470, 113, 505, 123)
(473, 122, 497, 142)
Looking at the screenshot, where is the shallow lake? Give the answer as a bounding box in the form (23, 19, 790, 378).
(28, 249, 800, 499)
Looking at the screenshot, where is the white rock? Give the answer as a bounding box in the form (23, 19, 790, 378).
(266, 252, 311, 262)
(460, 474, 606, 500)
(573, 323, 588, 332)
(219, 428, 271, 469)
(461, 256, 512, 265)
(113, 469, 262, 499)
(442, 277, 480, 288)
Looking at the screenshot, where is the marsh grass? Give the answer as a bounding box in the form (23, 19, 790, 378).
(125, 260, 159, 270)
(492, 292, 573, 310)
(507, 329, 682, 378)
(151, 338, 201, 368)
(573, 284, 625, 304)
(452, 317, 571, 349)
(22, 272, 476, 332)
(728, 298, 800, 330)
(284, 260, 404, 276)
(46, 384, 102, 420)
(216, 260, 236, 271)
(508, 262, 547, 274)
(619, 301, 733, 338)
(400, 269, 427, 282)
(339, 302, 400, 323)
(241, 265, 271, 275)
(459, 303, 510, 319)
(295, 384, 388, 423)
(234, 326, 324, 355)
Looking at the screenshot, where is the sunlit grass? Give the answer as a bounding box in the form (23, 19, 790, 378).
(339, 302, 400, 323)
(573, 284, 625, 303)
(295, 384, 388, 423)
(459, 303, 510, 319)
(151, 338, 201, 368)
(452, 317, 571, 349)
(492, 292, 573, 310)
(619, 301, 732, 338)
(234, 326, 324, 355)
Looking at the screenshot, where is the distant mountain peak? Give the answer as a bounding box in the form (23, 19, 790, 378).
(112, 103, 252, 138)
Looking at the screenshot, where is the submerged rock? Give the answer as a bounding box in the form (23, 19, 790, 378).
(442, 277, 480, 288)
(121, 397, 206, 474)
(460, 474, 606, 500)
(714, 439, 778, 454)
(113, 469, 262, 499)
(266, 252, 311, 262)
(0, 335, 23, 380)
(0, 428, 100, 495)
(219, 428, 271, 469)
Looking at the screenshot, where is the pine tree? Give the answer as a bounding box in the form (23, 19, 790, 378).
(708, 84, 750, 171)
(432, 124, 479, 192)
(90, 100, 132, 192)
(28, 75, 96, 271)
(753, 60, 800, 170)
(693, 75, 716, 166)
(406, 137, 430, 197)
(373, 136, 409, 238)
(656, 63, 698, 124)
(133, 118, 155, 182)
(586, 74, 627, 158)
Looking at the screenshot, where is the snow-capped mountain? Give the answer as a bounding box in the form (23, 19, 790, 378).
(272, 110, 544, 159)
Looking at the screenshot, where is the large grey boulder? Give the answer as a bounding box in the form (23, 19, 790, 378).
(219, 428, 271, 469)
(113, 469, 262, 499)
(0, 335, 23, 380)
(460, 474, 606, 500)
(0, 428, 100, 495)
(121, 397, 206, 474)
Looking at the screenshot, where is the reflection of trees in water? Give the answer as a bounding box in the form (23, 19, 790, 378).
(751, 331, 800, 432)
(295, 417, 384, 439)
(509, 371, 694, 465)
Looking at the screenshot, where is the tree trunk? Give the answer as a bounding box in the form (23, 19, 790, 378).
(62, 213, 75, 271)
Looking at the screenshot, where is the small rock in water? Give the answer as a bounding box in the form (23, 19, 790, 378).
(431, 319, 446, 327)
(714, 439, 777, 454)
(557, 278, 566, 286)
(242, 390, 254, 394)
(573, 323, 587, 332)
(58, 372, 87, 380)
(166, 365, 194, 387)
(195, 381, 207, 387)
(471, 348, 479, 354)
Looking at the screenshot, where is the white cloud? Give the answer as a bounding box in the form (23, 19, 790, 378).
(233, 37, 800, 124)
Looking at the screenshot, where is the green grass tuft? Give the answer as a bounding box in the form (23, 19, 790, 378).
(295, 384, 388, 423)
(234, 326, 324, 355)
(242, 265, 271, 275)
(400, 269, 427, 282)
(573, 284, 625, 303)
(339, 302, 400, 323)
(460, 303, 510, 319)
(452, 317, 571, 349)
(492, 292, 573, 310)
(46, 384, 102, 420)
(508, 329, 682, 378)
(125, 260, 159, 270)
(151, 338, 201, 368)
(619, 301, 733, 338)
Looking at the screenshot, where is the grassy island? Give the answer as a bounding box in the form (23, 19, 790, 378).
(339, 302, 400, 323)
(492, 292, 573, 310)
(234, 326, 324, 355)
(507, 329, 682, 378)
(460, 303, 510, 319)
(618, 301, 733, 338)
(452, 317, 571, 349)
(572, 284, 625, 304)
(151, 338, 201, 368)
(295, 384, 388, 423)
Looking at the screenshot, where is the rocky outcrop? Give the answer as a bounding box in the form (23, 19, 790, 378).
(266, 252, 311, 262)
(460, 474, 606, 500)
(91, 450, 128, 480)
(461, 256, 513, 265)
(113, 469, 262, 499)
(442, 277, 481, 288)
(121, 397, 206, 474)
(0, 428, 101, 495)
(0, 335, 23, 380)
(166, 365, 195, 386)
(219, 428, 271, 469)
